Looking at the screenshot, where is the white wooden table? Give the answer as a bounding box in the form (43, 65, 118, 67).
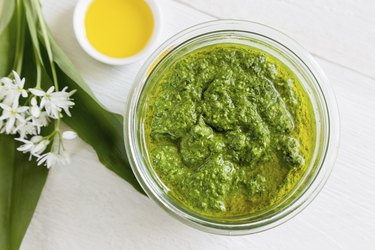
(21, 0, 375, 249)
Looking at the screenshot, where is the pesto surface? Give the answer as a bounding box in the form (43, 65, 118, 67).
(144, 44, 316, 217)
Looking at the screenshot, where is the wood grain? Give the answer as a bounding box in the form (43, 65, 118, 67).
(13, 0, 375, 249)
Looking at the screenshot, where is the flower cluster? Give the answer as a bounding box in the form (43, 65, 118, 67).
(0, 71, 77, 168)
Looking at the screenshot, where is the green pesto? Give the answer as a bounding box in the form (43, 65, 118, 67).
(144, 44, 316, 217)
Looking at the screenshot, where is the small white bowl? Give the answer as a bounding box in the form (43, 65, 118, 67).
(73, 0, 162, 65)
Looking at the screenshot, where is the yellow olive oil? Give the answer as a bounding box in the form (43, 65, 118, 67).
(85, 0, 154, 58)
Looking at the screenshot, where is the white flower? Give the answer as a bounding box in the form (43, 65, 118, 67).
(16, 135, 50, 157)
(0, 71, 28, 105)
(62, 131, 77, 140)
(0, 71, 77, 169)
(16, 138, 35, 153)
(30, 97, 41, 118)
(30, 86, 76, 119)
(37, 152, 59, 168)
(50, 87, 76, 116)
(15, 117, 37, 139)
(0, 102, 28, 134)
(31, 138, 50, 156)
(31, 111, 49, 134)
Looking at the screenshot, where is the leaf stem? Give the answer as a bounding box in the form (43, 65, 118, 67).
(32, 0, 59, 90)
(14, 0, 25, 74)
(44, 118, 63, 154)
(34, 51, 42, 88)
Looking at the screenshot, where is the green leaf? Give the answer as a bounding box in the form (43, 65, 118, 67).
(25, 0, 143, 193)
(45, 34, 144, 193)
(0, 135, 48, 250)
(30, 14, 144, 193)
(0, 0, 16, 76)
(0, 0, 144, 248)
(0, 0, 15, 32)
(0, 4, 50, 249)
(23, 0, 44, 68)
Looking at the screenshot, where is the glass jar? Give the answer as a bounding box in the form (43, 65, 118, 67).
(124, 20, 340, 235)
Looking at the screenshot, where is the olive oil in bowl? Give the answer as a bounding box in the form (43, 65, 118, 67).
(73, 0, 161, 65)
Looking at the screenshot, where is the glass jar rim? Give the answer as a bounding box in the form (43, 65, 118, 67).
(124, 20, 340, 235)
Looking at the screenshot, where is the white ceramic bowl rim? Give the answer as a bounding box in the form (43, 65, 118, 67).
(73, 0, 162, 65)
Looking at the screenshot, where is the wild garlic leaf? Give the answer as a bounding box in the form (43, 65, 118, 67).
(0, 0, 16, 76)
(0, 9, 53, 250)
(0, 135, 48, 250)
(23, 0, 44, 67)
(0, 0, 144, 249)
(42, 33, 144, 193)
